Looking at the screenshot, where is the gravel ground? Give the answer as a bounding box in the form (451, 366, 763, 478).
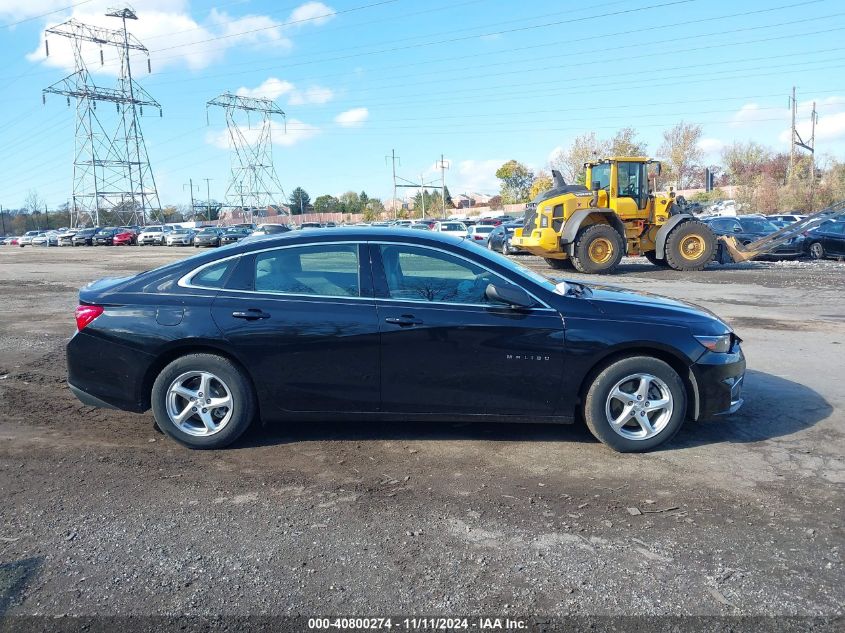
(0, 245, 843, 631)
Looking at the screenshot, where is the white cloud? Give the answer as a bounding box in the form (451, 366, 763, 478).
(289, 1, 335, 26)
(698, 137, 725, 155)
(335, 107, 368, 127)
(730, 103, 777, 128)
(25, 1, 336, 74)
(289, 85, 334, 105)
(236, 78, 295, 100)
(451, 159, 504, 195)
(205, 119, 319, 149)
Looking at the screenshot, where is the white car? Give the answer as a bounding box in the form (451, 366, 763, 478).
(18, 230, 41, 247)
(467, 224, 495, 245)
(57, 229, 77, 246)
(166, 229, 195, 246)
(433, 221, 469, 237)
(138, 225, 172, 245)
(31, 232, 51, 246)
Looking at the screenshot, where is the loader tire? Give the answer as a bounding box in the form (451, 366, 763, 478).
(571, 224, 625, 274)
(664, 220, 716, 271)
(545, 257, 574, 270)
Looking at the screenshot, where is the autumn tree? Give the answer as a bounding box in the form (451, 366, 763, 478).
(529, 171, 553, 200)
(609, 127, 647, 157)
(495, 160, 534, 203)
(313, 195, 340, 214)
(549, 132, 608, 184)
(658, 121, 703, 188)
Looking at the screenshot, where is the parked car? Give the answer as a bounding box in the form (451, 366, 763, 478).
(409, 223, 431, 230)
(18, 230, 41, 247)
(433, 221, 469, 237)
(72, 227, 101, 246)
(487, 221, 525, 255)
(166, 228, 196, 246)
(219, 227, 251, 245)
(193, 227, 225, 247)
(113, 229, 137, 246)
(31, 232, 50, 246)
(138, 225, 172, 246)
(67, 228, 745, 452)
(702, 215, 804, 259)
(93, 228, 120, 246)
(467, 224, 495, 245)
(47, 231, 61, 246)
(251, 224, 292, 236)
(804, 220, 845, 260)
(476, 218, 503, 227)
(5, 236, 20, 246)
(57, 229, 78, 246)
(768, 213, 806, 224)
(299, 222, 323, 229)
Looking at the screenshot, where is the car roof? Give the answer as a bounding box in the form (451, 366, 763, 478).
(228, 226, 466, 251)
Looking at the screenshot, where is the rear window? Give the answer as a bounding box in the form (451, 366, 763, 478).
(441, 223, 465, 231)
(190, 260, 234, 289)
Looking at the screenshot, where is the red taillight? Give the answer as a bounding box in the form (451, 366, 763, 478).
(75, 305, 104, 331)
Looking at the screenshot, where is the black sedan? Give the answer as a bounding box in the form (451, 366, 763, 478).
(93, 228, 118, 245)
(193, 227, 224, 247)
(703, 215, 804, 259)
(66, 229, 745, 452)
(72, 227, 101, 246)
(220, 228, 252, 244)
(805, 220, 845, 260)
(487, 221, 525, 255)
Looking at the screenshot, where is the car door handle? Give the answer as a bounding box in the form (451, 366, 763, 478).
(384, 316, 422, 327)
(232, 309, 271, 320)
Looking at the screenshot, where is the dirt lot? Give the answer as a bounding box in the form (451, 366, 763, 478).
(0, 245, 843, 629)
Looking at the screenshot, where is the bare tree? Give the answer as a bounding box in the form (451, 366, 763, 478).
(549, 132, 609, 183)
(658, 121, 703, 188)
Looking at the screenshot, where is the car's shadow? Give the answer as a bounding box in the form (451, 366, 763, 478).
(234, 370, 831, 451)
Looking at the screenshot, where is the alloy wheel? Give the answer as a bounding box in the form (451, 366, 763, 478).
(604, 373, 674, 440)
(166, 371, 234, 437)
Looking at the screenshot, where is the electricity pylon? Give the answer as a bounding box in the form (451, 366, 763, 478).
(206, 92, 288, 223)
(42, 7, 162, 227)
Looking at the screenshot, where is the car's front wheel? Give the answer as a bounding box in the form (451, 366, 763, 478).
(583, 356, 687, 452)
(151, 353, 256, 449)
(809, 242, 825, 260)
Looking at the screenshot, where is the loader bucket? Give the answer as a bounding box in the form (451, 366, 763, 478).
(718, 235, 755, 263)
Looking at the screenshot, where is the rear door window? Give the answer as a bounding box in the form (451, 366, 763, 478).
(254, 244, 360, 297)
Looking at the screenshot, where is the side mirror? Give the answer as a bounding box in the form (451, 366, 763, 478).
(485, 283, 533, 308)
(733, 226, 742, 233)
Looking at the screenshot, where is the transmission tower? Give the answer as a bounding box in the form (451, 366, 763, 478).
(42, 7, 162, 227)
(206, 92, 288, 223)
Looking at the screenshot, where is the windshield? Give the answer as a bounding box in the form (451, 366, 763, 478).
(739, 218, 777, 233)
(442, 223, 466, 231)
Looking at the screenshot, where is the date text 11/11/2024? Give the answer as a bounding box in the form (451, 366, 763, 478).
(307, 617, 528, 630)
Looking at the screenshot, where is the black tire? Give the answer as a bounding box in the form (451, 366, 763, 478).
(644, 251, 670, 267)
(545, 257, 574, 270)
(501, 239, 510, 256)
(583, 355, 687, 453)
(487, 240, 494, 251)
(809, 241, 825, 260)
(664, 220, 716, 271)
(571, 223, 625, 274)
(151, 353, 256, 449)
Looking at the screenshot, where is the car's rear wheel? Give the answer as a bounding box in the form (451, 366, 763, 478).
(151, 353, 256, 449)
(809, 242, 825, 259)
(583, 356, 687, 452)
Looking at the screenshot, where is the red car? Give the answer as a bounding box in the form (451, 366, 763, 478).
(113, 230, 136, 246)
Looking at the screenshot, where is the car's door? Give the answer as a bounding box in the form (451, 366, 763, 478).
(822, 222, 845, 255)
(369, 241, 565, 416)
(209, 242, 381, 414)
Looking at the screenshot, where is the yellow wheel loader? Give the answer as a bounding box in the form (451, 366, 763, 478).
(512, 157, 717, 273)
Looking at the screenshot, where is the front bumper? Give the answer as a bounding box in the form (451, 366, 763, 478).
(691, 343, 746, 419)
(511, 227, 562, 257)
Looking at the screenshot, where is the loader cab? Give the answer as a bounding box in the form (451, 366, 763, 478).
(585, 157, 655, 218)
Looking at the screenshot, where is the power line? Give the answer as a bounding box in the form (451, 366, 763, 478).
(0, 0, 93, 29)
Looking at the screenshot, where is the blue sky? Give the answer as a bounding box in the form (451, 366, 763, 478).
(1, 0, 844, 209)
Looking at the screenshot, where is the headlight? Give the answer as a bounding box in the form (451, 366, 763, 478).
(695, 333, 732, 353)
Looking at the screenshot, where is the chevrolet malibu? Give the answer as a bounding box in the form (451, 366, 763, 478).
(66, 229, 745, 452)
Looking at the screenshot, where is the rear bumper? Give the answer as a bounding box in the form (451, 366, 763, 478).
(691, 344, 746, 419)
(66, 330, 154, 412)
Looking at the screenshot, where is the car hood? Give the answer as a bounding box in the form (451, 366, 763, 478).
(584, 284, 731, 335)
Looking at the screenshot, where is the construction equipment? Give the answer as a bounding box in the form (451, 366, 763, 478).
(512, 156, 845, 273)
(512, 157, 718, 273)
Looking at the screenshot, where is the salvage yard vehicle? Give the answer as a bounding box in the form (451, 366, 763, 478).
(72, 227, 100, 246)
(18, 231, 41, 247)
(57, 229, 77, 246)
(93, 228, 119, 246)
(112, 229, 137, 246)
(434, 221, 469, 237)
(467, 224, 495, 244)
(702, 215, 804, 260)
(166, 228, 196, 247)
(220, 227, 251, 244)
(138, 225, 172, 246)
(193, 227, 224, 247)
(804, 219, 845, 260)
(67, 228, 745, 453)
(487, 221, 525, 256)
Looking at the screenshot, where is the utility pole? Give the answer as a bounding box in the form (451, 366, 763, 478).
(203, 178, 213, 220)
(789, 87, 819, 208)
(385, 149, 400, 219)
(0, 206, 5, 235)
(420, 173, 426, 219)
(45, 204, 50, 230)
(789, 86, 796, 177)
(183, 179, 199, 220)
(437, 154, 450, 219)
